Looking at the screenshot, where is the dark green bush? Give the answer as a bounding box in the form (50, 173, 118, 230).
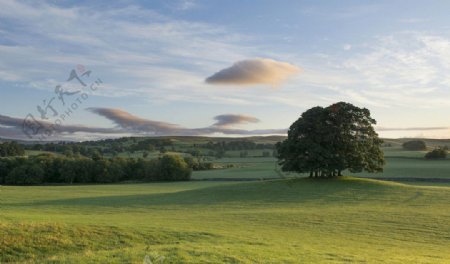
(0, 154, 191, 185)
(402, 140, 427, 151)
(425, 147, 448, 160)
(0, 142, 25, 157)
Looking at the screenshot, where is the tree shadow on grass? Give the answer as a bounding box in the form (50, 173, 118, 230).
(13, 177, 404, 208)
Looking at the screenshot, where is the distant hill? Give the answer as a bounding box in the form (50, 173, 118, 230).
(383, 138, 450, 148)
(1, 136, 449, 147)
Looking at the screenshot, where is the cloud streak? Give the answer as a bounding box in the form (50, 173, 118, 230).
(87, 108, 181, 133)
(0, 114, 120, 135)
(0, 0, 257, 105)
(205, 58, 300, 86)
(87, 108, 284, 136)
(0, 108, 286, 140)
(2, 109, 447, 141)
(213, 114, 260, 127)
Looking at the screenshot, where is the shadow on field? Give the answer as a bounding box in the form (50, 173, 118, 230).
(16, 177, 406, 208)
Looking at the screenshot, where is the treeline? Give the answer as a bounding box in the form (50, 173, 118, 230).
(0, 154, 191, 185)
(27, 142, 102, 157)
(183, 156, 215, 170)
(0, 142, 25, 157)
(196, 140, 274, 151)
(25, 138, 174, 157)
(401, 140, 448, 159)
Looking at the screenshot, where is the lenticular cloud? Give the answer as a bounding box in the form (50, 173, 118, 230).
(205, 58, 300, 86)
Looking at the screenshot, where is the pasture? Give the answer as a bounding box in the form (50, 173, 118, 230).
(1, 137, 450, 263)
(1, 178, 450, 263)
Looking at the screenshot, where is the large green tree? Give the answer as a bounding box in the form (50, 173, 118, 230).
(276, 102, 385, 177)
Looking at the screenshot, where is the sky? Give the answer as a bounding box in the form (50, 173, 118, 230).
(0, 0, 450, 141)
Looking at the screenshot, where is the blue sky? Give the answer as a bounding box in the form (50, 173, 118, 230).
(0, 0, 449, 140)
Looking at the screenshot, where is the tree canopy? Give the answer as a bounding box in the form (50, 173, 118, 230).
(0, 154, 192, 185)
(402, 140, 427, 151)
(425, 147, 448, 160)
(276, 102, 385, 178)
(0, 142, 25, 157)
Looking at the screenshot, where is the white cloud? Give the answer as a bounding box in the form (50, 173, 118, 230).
(341, 32, 450, 107)
(205, 58, 300, 87)
(284, 32, 450, 110)
(0, 0, 255, 103)
(1, 2, 449, 139)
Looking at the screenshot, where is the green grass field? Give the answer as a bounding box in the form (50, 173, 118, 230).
(349, 147, 450, 179)
(1, 177, 450, 263)
(3, 137, 450, 263)
(193, 157, 281, 180)
(192, 153, 450, 181)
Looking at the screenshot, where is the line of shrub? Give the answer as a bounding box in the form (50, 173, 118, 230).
(0, 154, 191, 185)
(0, 142, 25, 157)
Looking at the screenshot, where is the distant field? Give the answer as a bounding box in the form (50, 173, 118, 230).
(191, 148, 450, 181)
(383, 147, 428, 158)
(1, 178, 450, 263)
(193, 158, 281, 180)
(160, 138, 449, 181)
(350, 157, 450, 179)
(22, 137, 450, 181)
(348, 147, 450, 179)
(3, 137, 450, 263)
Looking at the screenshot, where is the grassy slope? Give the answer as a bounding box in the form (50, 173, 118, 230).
(1, 178, 450, 263)
(193, 157, 281, 180)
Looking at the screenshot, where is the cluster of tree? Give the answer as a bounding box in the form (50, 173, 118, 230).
(0, 142, 25, 157)
(277, 102, 385, 178)
(28, 143, 99, 157)
(262, 151, 272, 157)
(127, 139, 173, 152)
(402, 140, 427, 151)
(183, 156, 214, 170)
(425, 147, 448, 160)
(197, 141, 274, 152)
(185, 148, 202, 157)
(27, 138, 174, 157)
(0, 154, 191, 185)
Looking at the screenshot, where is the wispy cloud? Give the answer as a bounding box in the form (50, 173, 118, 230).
(0, 108, 286, 140)
(87, 108, 181, 133)
(174, 0, 198, 11)
(285, 31, 450, 109)
(87, 107, 285, 136)
(0, 114, 118, 134)
(0, 0, 255, 103)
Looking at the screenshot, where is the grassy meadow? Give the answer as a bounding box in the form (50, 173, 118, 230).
(1, 178, 450, 263)
(1, 137, 450, 263)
